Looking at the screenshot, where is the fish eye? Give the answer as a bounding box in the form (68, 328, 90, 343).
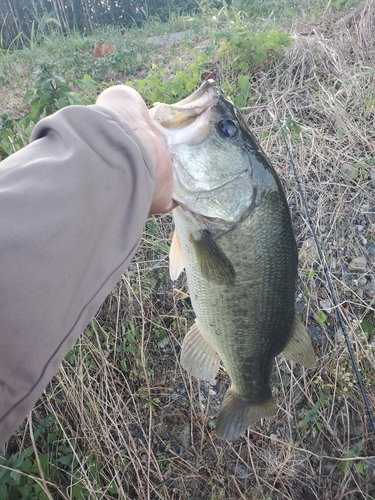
(217, 119, 238, 139)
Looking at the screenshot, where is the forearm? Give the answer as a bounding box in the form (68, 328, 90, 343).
(0, 105, 155, 446)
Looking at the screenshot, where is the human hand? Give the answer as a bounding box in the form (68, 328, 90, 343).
(96, 85, 176, 214)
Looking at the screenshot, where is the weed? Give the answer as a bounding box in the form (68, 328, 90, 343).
(23, 62, 85, 122)
(299, 387, 331, 438)
(1, 2, 375, 499)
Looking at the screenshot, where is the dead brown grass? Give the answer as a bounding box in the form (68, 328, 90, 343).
(4, 1, 375, 499)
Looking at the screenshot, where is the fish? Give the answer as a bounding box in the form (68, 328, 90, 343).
(150, 80, 316, 441)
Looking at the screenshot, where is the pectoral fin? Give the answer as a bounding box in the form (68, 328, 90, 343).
(191, 230, 235, 285)
(169, 230, 185, 280)
(181, 319, 221, 381)
(279, 314, 316, 369)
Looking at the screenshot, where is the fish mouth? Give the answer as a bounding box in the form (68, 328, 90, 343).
(151, 80, 219, 131)
(169, 79, 220, 108)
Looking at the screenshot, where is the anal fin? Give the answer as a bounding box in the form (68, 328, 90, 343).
(279, 314, 316, 369)
(181, 319, 221, 381)
(169, 229, 185, 280)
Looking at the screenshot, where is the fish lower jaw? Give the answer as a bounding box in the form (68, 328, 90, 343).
(174, 204, 235, 233)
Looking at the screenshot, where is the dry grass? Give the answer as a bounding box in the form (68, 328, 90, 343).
(4, 2, 375, 499)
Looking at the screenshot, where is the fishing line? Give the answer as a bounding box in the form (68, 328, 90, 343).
(266, 82, 375, 433)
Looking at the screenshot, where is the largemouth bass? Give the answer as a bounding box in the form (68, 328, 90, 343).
(151, 80, 316, 441)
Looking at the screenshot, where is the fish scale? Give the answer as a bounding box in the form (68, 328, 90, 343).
(151, 79, 316, 440)
(174, 188, 297, 399)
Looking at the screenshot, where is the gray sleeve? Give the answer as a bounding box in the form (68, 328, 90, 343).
(0, 105, 155, 447)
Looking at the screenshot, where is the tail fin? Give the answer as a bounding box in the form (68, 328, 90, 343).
(215, 387, 277, 441)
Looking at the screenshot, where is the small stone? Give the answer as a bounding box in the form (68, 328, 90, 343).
(358, 277, 367, 287)
(270, 433, 278, 443)
(368, 243, 375, 255)
(322, 461, 335, 474)
(289, 453, 306, 473)
(209, 389, 217, 396)
(296, 300, 305, 315)
(357, 225, 364, 232)
(341, 163, 358, 180)
(234, 463, 251, 477)
(308, 323, 322, 342)
(157, 337, 170, 349)
(300, 237, 320, 261)
(319, 299, 333, 314)
(349, 256, 367, 271)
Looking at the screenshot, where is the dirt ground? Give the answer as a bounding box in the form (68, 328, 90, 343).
(2, 1, 375, 498)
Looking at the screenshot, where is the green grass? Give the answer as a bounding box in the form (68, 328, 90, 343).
(1, 1, 375, 499)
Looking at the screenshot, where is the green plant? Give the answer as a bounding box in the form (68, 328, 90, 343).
(351, 156, 375, 181)
(215, 26, 292, 71)
(214, 26, 292, 106)
(128, 56, 208, 105)
(340, 442, 367, 475)
(0, 446, 47, 499)
(28, 12, 61, 51)
(317, 310, 327, 324)
(23, 62, 86, 123)
(299, 387, 331, 438)
(0, 112, 34, 158)
(326, 0, 360, 13)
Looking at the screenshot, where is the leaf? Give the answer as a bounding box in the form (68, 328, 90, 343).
(360, 319, 374, 337)
(23, 89, 35, 103)
(72, 483, 86, 499)
(108, 483, 118, 494)
(0, 484, 7, 498)
(356, 460, 367, 475)
(57, 454, 73, 466)
(121, 359, 128, 372)
(317, 310, 327, 324)
(9, 470, 21, 484)
(238, 74, 250, 92)
(58, 96, 69, 108)
(19, 457, 32, 474)
(13, 453, 24, 469)
(39, 90, 54, 106)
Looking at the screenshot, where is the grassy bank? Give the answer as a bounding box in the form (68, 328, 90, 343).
(1, 1, 375, 499)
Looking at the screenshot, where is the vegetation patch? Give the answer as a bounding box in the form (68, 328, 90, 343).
(1, 1, 375, 499)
